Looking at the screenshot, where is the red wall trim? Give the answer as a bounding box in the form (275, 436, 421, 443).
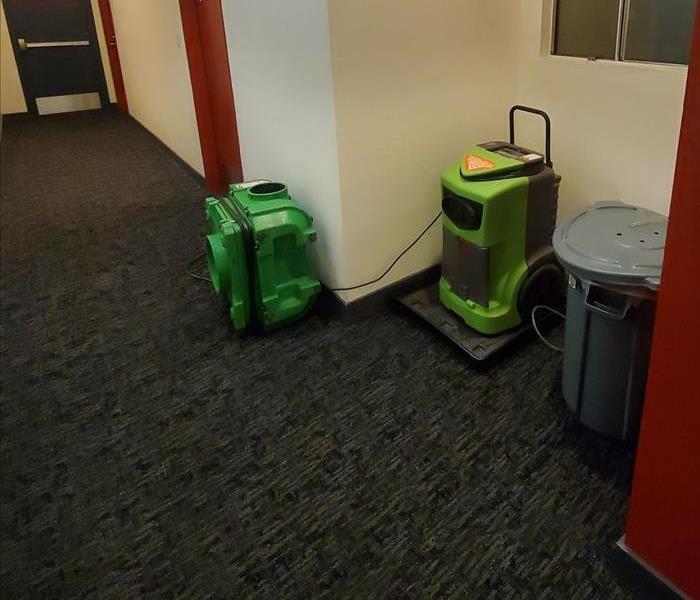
(624, 5, 700, 598)
(96, 0, 128, 113)
(179, 0, 243, 193)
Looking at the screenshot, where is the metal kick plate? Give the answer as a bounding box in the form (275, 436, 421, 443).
(36, 92, 102, 116)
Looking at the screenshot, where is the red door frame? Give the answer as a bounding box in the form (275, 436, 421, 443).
(179, 0, 243, 193)
(96, 0, 128, 113)
(623, 6, 700, 598)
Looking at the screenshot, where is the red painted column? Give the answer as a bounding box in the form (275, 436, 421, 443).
(193, 0, 243, 186)
(179, 0, 243, 193)
(624, 5, 700, 598)
(96, 0, 129, 113)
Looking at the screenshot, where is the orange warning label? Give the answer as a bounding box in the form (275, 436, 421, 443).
(464, 155, 496, 171)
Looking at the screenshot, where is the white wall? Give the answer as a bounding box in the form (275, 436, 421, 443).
(110, 0, 203, 175)
(330, 0, 687, 299)
(220, 0, 687, 302)
(221, 0, 345, 288)
(221, 0, 518, 298)
(0, 0, 26, 115)
(328, 0, 519, 301)
(512, 0, 687, 218)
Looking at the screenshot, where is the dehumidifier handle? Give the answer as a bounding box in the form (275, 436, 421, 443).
(509, 105, 552, 168)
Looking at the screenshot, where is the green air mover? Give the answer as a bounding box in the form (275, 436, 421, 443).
(439, 106, 562, 335)
(205, 181, 320, 332)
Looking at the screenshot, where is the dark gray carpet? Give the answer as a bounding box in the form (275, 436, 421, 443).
(1, 110, 635, 599)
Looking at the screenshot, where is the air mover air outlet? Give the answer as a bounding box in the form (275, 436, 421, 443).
(249, 182, 287, 198)
(206, 233, 228, 295)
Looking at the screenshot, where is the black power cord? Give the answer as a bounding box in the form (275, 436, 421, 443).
(186, 211, 442, 291)
(331, 211, 442, 292)
(186, 252, 212, 283)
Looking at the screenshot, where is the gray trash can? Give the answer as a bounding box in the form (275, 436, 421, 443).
(553, 201, 667, 441)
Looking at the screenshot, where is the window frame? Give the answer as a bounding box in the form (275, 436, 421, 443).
(549, 0, 692, 67)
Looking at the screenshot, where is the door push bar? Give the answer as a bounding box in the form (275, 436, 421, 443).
(18, 38, 90, 51)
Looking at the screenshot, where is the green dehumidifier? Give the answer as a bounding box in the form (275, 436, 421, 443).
(439, 105, 563, 336)
(397, 105, 563, 360)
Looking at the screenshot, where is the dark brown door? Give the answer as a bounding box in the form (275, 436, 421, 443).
(3, 0, 109, 114)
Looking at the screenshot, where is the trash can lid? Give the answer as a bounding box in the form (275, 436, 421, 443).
(553, 201, 667, 290)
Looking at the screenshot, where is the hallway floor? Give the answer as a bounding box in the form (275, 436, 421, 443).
(1, 110, 635, 599)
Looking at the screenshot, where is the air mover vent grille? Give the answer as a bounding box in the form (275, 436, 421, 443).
(442, 187, 483, 230)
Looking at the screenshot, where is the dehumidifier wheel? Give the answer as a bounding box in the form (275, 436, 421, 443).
(517, 262, 565, 321)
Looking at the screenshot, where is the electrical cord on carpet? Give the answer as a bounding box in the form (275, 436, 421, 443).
(187, 221, 567, 353)
(531, 304, 566, 352)
(331, 211, 442, 292)
(187, 212, 441, 289)
(186, 252, 212, 283)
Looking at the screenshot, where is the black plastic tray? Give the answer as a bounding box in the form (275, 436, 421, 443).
(396, 282, 536, 361)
